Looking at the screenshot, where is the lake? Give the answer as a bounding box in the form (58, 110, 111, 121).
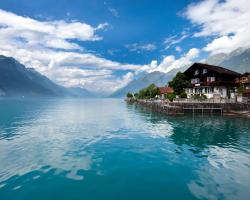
(0, 98, 250, 200)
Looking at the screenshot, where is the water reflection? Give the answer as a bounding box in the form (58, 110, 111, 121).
(0, 98, 110, 184)
(0, 99, 250, 200)
(132, 103, 250, 200)
(131, 103, 250, 149)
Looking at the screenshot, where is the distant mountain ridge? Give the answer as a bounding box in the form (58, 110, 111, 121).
(109, 71, 174, 98)
(1, 46, 249, 98)
(0, 55, 93, 97)
(110, 47, 250, 98)
(109, 66, 190, 98)
(205, 47, 250, 73)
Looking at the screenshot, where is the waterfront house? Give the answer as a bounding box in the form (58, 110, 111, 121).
(158, 86, 174, 99)
(184, 63, 241, 99)
(235, 72, 250, 99)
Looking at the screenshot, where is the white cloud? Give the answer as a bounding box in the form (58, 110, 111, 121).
(0, 9, 109, 50)
(79, 71, 134, 95)
(164, 33, 188, 50)
(147, 48, 200, 73)
(104, 1, 119, 18)
(0, 9, 145, 94)
(108, 7, 119, 18)
(125, 43, 157, 53)
(0, 45, 143, 93)
(185, 0, 250, 54)
(186, 48, 200, 59)
(107, 49, 120, 56)
(175, 46, 182, 52)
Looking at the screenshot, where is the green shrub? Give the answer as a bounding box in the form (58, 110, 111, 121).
(237, 84, 245, 94)
(134, 93, 138, 99)
(137, 84, 160, 99)
(165, 93, 176, 102)
(179, 91, 187, 98)
(192, 94, 207, 101)
(126, 92, 133, 98)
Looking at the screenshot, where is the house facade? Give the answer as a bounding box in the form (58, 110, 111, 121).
(184, 63, 241, 99)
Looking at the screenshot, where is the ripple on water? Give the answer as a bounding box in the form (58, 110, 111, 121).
(0, 99, 249, 200)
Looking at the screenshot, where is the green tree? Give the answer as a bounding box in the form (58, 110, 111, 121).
(137, 84, 160, 99)
(146, 84, 160, 98)
(237, 84, 245, 95)
(179, 91, 187, 98)
(168, 72, 189, 96)
(126, 92, 133, 98)
(165, 93, 176, 102)
(134, 93, 138, 99)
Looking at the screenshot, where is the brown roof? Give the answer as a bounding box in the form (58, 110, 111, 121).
(243, 72, 250, 76)
(159, 86, 174, 94)
(185, 63, 242, 77)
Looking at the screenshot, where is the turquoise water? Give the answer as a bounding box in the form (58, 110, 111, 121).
(0, 98, 250, 200)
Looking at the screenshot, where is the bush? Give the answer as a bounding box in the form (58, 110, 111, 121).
(237, 84, 245, 95)
(192, 94, 207, 101)
(126, 92, 133, 98)
(179, 91, 187, 98)
(165, 93, 176, 102)
(134, 93, 138, 99)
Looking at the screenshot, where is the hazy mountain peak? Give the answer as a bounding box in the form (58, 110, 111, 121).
(0, 55, 93, 97)
(206, 47, 250, 73)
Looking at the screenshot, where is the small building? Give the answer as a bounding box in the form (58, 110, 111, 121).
(184, 63, 241, 99)
(235, 72, 250, 99)
(158, 86, 174, 99)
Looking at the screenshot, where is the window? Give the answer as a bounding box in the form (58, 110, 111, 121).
(203, 69, 207, 74)
(219, 88, 223, 95)
(207, 77, 215, 82)
(205, 87, 208, 93)
(191, 78, 200, 84)
(194, 70, 199, 75)
(208, 87, 214, 93)
(210, 77, 215, 82)
(195, 88, 201, 94)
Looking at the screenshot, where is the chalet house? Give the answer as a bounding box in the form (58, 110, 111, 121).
(184, 63, 241, 99)
(158, 86, 173, 99)
(235, 72, 250, 99)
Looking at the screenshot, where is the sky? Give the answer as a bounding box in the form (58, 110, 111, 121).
(0, 0, 250, 95)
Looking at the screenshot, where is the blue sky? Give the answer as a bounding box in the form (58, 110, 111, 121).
(0, 0, 249, 94)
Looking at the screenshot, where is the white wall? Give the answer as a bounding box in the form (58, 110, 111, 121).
(185, 86, 229, 99)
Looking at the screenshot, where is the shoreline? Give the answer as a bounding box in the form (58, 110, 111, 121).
(126, 98, 250, 119)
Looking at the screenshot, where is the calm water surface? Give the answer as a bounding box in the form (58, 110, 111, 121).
(0, 98, 250, 200)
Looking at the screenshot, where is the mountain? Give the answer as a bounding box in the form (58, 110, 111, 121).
(0, 55, 93, 97)
(111, 47, 250, 98)
(109, 71, 174, 98)
(206, 47, 250, 73)
(110, 64, 190, 98)
(67, 87, 95, 98)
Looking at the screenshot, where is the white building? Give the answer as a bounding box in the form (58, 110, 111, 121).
(184, 63, 241, 99)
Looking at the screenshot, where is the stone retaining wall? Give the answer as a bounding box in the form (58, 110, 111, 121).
(129, 99, 250, 116)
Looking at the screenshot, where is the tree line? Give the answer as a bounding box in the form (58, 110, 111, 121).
(126, 72, 189, 101)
